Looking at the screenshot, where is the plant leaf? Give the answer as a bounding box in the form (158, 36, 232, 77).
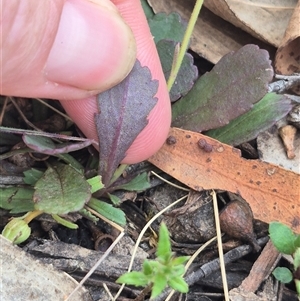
(107, 193, 121, 205)
(269, 222, 297, 255)
(23, 168, 44, 185)
(87, 198, 126, 226)
(157, 40, 198, 102)
(143, 260, 154, 276)
(151, 273, 167, 299)
(168, 276, 189, 293)
(113, 172, 151, 192)
(206, 93, 292, 145)
(86, 175, 104, 193)
(156, 223, 171, 259)
(33, 164, 91, 214)
(172, 44, 274, 131)
(295, 235, 300, 248)
(141, 0, 154, 19)
(0, 187, 35, 213)
(294, 248, 300, 270)
(148, 12, 187, 44)
(95, 60, 158, 187)
(272, 267, 293, 283)
(51, 214, 78, 229)
(23, 135, 93, 155)
(171, 256, 190, 266)
(116, 271, 149, 287)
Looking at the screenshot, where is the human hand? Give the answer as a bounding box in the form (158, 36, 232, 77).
(1, 0, 171, 163)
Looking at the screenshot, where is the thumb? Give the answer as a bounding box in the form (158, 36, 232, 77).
(1, 0, 136, 100)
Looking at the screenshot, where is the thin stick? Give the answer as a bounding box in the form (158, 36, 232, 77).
(9, 97, 42, 131)
(167, 0, 204, 91)
(35, 98, 72, 121)
(65, 230, 125, 301)
(212, 190, 229, 301)
(150, 171, 190, 191)
(0, 96, 9, 125)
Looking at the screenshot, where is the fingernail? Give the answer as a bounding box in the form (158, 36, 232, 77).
(45, 0, 136, 91)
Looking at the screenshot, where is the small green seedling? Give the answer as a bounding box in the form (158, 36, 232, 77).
(116, 223, 190, 299)
(269, 221, 300, 296)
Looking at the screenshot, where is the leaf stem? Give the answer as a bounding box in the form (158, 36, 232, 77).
(109, 163, 128, 186)
(23, 210, 43, 224)
(167, 0, 204, 91)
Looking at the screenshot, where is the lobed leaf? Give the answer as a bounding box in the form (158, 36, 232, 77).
(157, 40, 198, 102)
(172, 44, 274, 131)
(33, 164, 91, 215)
(95, 60, 158, 187)
(206, 93, 292, 145)
(269, 222, 297, 255)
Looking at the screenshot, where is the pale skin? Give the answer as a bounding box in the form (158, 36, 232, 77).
(1, 0, 171, 163)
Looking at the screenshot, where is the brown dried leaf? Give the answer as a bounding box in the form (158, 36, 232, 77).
(275, 0, 300, 94)
(203, 0, 297, 47)
(148, 128, 300, 233)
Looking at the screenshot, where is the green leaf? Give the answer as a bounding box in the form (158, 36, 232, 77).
(295, 279, 300, 297)
(33, 164, 91, 215)
(168, 276, 189, 293)
(151, 273, 167, 299)
(172, 45, 274, 132)
(148, 12, 187, 44)
(171, 256, 190, 266)
(143, 260, 154, 276)
(294, 235, 300, 248)
(88, 198, 126, 226)
(272, 267, 293, 283)
(294, 248, 300, 270)
(156, 223, 171, 259)
(23, 168, 44, 185)
(107, 193, 121, 205)
(141, 0, 154, 19)
(86, 175, 104, 193)
(114, 172, 151, 192)
(170, 265, 185, 277)
(0, 187, 35, 213)
(79, 208, 99, 223)
(206, 93, 292, 145)
(52, 214, 78, 229)
(116, 271, 149, 287)
(269, 222, 297, 255)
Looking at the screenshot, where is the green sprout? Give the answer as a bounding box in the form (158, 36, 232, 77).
(116, 223, 190, 299)
(269, 222, 300, 296)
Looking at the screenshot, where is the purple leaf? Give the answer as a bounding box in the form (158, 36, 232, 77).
(172, 44, 274, 131)
(95, 60, 158, 186)
(23, 135, 93, 155)
(157, 40, 198, 102)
